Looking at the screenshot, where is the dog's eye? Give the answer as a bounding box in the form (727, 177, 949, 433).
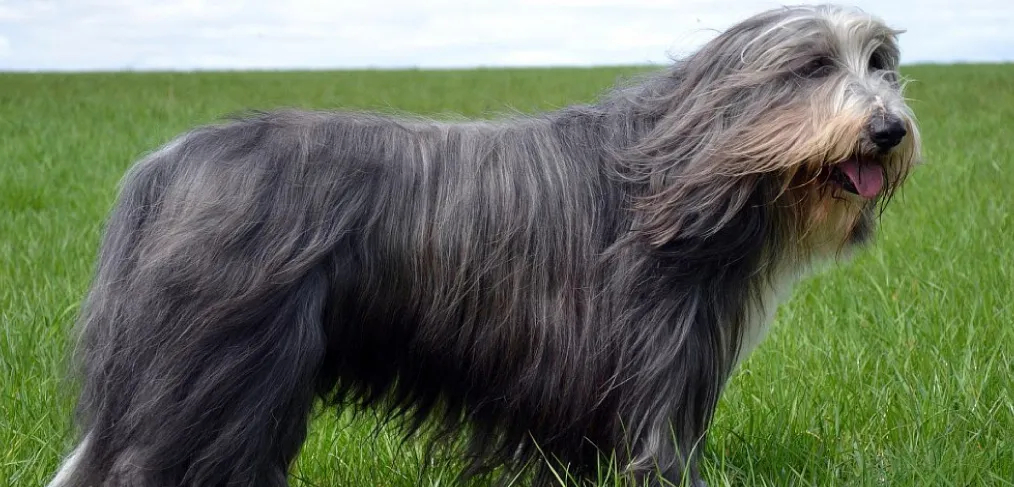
(869, 51, 888, 71)
(799, 56, 835, 78)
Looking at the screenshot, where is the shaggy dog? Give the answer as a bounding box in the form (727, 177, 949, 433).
(49, 4, 921, 486)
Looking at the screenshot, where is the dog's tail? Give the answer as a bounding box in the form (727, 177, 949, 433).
(48, 118, 349, 486)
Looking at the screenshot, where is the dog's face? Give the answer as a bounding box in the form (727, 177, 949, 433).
(704, 5, 922, 260)
(784, 7, 921, 258)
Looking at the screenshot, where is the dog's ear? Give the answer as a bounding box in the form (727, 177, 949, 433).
(619, 92, 772, 248)
(630, 167, 764, 248)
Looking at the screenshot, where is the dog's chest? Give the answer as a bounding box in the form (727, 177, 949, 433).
(734, 269, 800, 369)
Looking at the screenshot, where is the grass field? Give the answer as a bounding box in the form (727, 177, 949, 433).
(1, 63, 1012, 486)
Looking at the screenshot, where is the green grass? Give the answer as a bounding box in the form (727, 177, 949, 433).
(1, 63, 1012, 486)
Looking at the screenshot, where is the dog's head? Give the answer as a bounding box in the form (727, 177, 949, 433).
(628, 5, 921, 260)
(719, 5, 922, 258)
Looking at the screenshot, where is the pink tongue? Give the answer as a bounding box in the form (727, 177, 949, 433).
(838, 160, 884, 199)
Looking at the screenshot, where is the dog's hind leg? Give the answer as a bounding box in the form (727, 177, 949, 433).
(65, 259, 331, 486)
(46, 432, 91, 487)
(57, 167, 336, 485)
(67, 263, 331, 486)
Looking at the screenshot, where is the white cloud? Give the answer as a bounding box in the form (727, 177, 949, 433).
(0, 6, 23, 21)
(0, 0, 1011, 71)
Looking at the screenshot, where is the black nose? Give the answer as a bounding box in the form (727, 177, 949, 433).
(868, 114, 907, 150)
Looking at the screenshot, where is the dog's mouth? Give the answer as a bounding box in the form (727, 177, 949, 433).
(828, 158, 885, 199)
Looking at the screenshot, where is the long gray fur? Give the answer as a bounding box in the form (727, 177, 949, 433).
(51, 5, 919, 486)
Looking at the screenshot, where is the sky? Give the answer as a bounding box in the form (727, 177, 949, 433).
(0, 0, 1012, 72)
